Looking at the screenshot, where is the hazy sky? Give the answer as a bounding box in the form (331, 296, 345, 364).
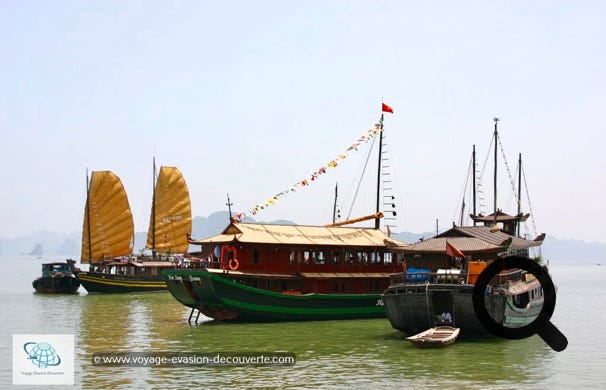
(1, 1, 604, 244)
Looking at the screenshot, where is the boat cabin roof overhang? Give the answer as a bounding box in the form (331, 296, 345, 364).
(399, 226, 544, 255)
(470, 210, 530, 224)
(188, 222, 408, 249)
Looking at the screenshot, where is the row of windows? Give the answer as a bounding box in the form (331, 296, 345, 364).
(287, 250, 402, 265)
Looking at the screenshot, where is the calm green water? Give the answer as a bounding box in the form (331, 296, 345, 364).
(1, 255, 604, 389)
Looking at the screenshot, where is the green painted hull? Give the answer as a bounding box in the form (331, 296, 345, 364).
(162, 269, 386, 322)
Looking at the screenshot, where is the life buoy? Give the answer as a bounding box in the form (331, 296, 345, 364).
(220, 245, 238, 270)
(228, 258, 239, 271)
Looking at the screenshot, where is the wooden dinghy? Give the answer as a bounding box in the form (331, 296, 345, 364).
(406, 326, 460, 347)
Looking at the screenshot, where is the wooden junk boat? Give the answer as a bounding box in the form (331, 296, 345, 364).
(68, 162, 192, 293)
(383, 119, 547, 338)
(162, 113, 409, 322)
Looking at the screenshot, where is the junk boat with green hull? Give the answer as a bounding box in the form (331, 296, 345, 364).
(383, 118, 547, 338)
(163, 216, 407, 322)
(163, 111, 408, 322)
(69, 162, 192, 293)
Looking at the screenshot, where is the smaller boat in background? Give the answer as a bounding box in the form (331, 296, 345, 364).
(406, 326, 460, 347)
(70, 161, 192, 293)
(32, 262, 80, 294)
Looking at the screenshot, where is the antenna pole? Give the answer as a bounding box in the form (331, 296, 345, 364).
(226, 194, 233, 221)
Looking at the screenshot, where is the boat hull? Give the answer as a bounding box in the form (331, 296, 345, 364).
(383, 284, 491, 337)
(383, 283, 542, 338)
(32, 275, 80, 294)
(163, 269, 386, 322)
(74, 270, 167, 293)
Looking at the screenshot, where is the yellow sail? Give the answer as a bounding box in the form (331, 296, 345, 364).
(146, 166, 192, 255)
(81, 171, 134, 263)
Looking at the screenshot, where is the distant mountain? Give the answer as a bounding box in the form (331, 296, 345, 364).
(28, 243, 43, 256)
(541, 236, 606, 263)
(1, 214, 604, 263)
(0, 230, 80, 257)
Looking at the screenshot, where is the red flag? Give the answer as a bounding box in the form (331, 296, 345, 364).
(382, 102, 394, 114)
(446, 241, 465, 258)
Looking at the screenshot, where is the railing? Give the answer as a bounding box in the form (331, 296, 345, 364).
(388, 268, 526, 287)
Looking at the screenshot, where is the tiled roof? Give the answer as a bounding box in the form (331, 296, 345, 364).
(399, 225, 543, 254)
(188, 222, 409, 248)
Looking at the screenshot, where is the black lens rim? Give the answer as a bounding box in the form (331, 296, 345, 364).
(472, 256, 556, 339)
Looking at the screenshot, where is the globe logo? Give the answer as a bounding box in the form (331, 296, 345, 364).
(23, 342, 62, 368)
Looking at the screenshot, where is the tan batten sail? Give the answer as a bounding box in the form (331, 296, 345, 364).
(81, 171, 134, 263)
(146, 166, 192, 255)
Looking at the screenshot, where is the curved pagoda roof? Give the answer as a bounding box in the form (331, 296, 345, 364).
(399, 225, 544, 255)
(470, 210, 530, 224)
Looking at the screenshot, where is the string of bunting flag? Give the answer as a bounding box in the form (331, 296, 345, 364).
(235, 103, 394, 221)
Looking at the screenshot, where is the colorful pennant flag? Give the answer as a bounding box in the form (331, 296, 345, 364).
(235, 116, 390, 221)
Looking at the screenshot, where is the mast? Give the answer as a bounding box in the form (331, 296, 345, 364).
(517, 153, 522, 237)
(86, 168, 92, 261)
(493, 118, 499, 226)
(151, 157, 157, 258)
(332, 183, 339, 224)
(375, 115, 384, 229)
(472, 145, 477, 226)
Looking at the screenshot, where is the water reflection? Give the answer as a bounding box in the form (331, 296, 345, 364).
(77, 293, 188, 388)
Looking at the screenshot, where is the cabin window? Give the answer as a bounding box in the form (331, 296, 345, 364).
(289, 251, 295, 264)
(370, 252, 377, 264)
(332, 251, 340, 264)
(307, 251, 316, 264)
(253, 250, 259, 264)
(384, 252, 392, 264)
(317, 252, 325, 264)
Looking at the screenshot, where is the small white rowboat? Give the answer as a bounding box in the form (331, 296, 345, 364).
(406, 326, 461, 347)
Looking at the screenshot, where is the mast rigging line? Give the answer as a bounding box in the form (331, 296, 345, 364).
(453, 153, 474, 226)
(496, 133, 522, 214)
(346, 136, 377, 221)
(236, 119, 385, 221)
(521, 165, 539, 239)
(476, 135, 494, 215)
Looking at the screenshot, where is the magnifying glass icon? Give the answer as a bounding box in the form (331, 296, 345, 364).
(472, 256, 568, 352)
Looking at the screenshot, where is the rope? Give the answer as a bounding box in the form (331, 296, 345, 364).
(497, 133, 521, 212)
(346, 135, 377, 220)
(477, 136, 493, 215)
(522, 165, 539, 239)
(453, 153, 474, 225)
(425, 282, 432, 327)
